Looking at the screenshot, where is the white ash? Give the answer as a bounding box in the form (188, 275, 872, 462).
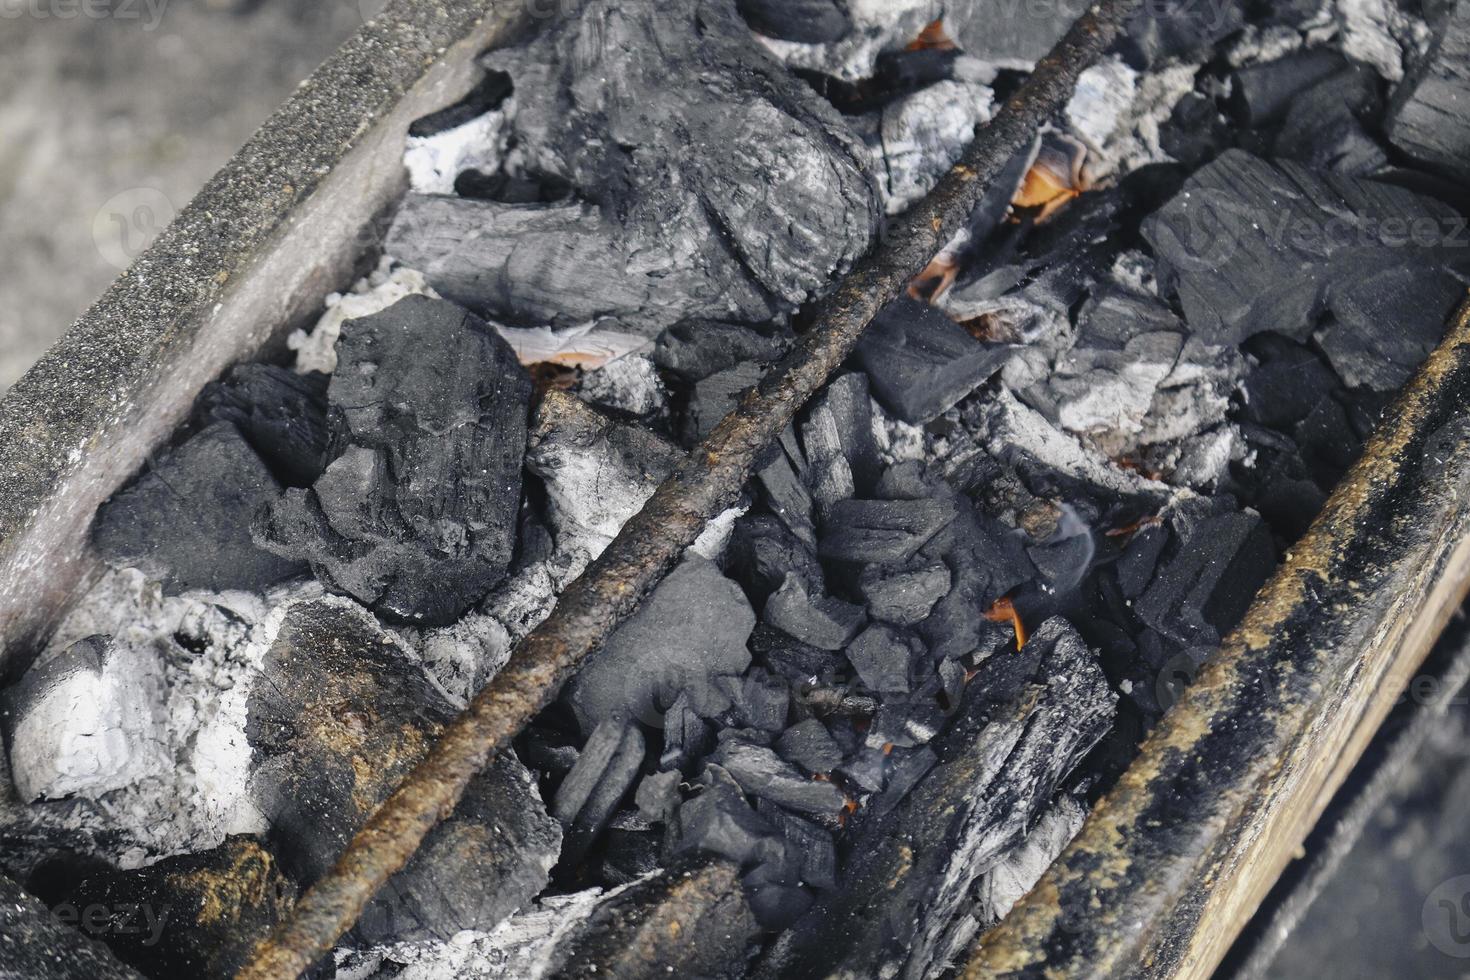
(972, 796, 1087, 928)
(5, 568, 321, 867)
(1146, 425, 1243, 491)
(874, 76, 995, 214)
(1065, 58, 1199, 181)
(405, 100, 513, 196)
(495, 320, 652, 371)
(754, 0, 936, 81)
(480, 551, 591, 645)
(575, 354, 668, 418)
(1224, 23, 1308, 69)
(397, 613, 513, 708)
(1331, 0, 1431, 82)
(335, 880, 644, 980)
(1108, 249, 1162, 299)
(289, 257, 440, 374)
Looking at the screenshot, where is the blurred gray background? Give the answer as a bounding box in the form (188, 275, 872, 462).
(0, 0, 381, 393)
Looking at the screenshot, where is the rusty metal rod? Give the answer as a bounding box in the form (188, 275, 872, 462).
(238, 2, 1137, 975)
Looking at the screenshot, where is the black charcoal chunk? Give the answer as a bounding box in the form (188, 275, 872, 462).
(728, 513, 826, 603)
(920, 500, 1034, 662)
(566, 555, 754, 732)
(1273, 64, 1387, 176)
(947, 0, 1075, 67)
(257, 296, 532, 626)
(660, 692, 715, 772)
(692, 361, 765, 439)
(1239, 333, 1342, 430)
(94, 422, 304, 594)
(748, 884, 815, 930)
(599, 813, 664, 886)
(65, 837, 294, 980)
(196, 364, 330, 487)
(819, 496, 956, 564)
(750, 625, 846, 687)
(758, 428, 818, 546)
(1118, 0, 1245, 68)
(0, 871, 144, 980)
(1141, 149, 1468, 346)
(759, 801, 838, 890)
(670, 766, 786, 871)
(764, 574, 866, 651)
(391, 0, 877, 330)
(737, 0, 850, 43)
(1315, 264, 1465, 391)
(653, 318, 790, 382)
(844, 623, 921, 695)
(814, 371, 881, 493)
(858, 561, 951, 625)
(761, 619, 1115, 979)
(725, 671, 792, 733)
(245, 599, 559, 945)
(1386, 0, 1470, 182)
(541, 860, 757, 980)
(553, 720, 646, 864)
(408, 68, 513, 137)
(635, 770, 683, 825)
(856, 296, 1014, 423)
(775, 720, 843, 775)
(1227, 48, 1348, 127)
(799, 398, 856, 514)
(711, 742, 846, 818)
(1135, 509, 1276, 648)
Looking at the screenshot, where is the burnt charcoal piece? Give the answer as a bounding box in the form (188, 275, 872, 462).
(799, 399, 856, 514)
(722, 671, 792, 733)
(758, 436, 818, 547)
(812, 371, 881, 493)
(711, 741, 847, 818)
(857, 561, 951, 625)
(1117, 0, 1245, 68)
(0, 872, 143, 980)
(728, 513, 826, 603)
(819, 497, 956, 564)
(947, 0, 1076, 67)
(653, 319, 791, 382)
(1141, 149, 1468, 347)
(392, 0, 877, 331)
(764, 574, 866, 651)
(258, 296, 531, 626)
(66, 837, 293, 980)
(670, 766, 787, 872)
(919, 498, 1035, 661)
(195, 364, 330, 487)
(691, 361, 766, 440)
(565, 555, 755, 732)
(599, 812, 664, 885)
(758, 801, 838, 890)
(1315, 264, 1466, 391)
(1386, 0, 1470, 182)
(736, 0, 850, 42)
(856, 297, 1015, 423)
(540, 859, 758, 980)
(1273, 64, 1386, 176)
(759, 618, 1116, 980)
(1135, 509, 1276, 648)
(775, 719, 843, 775)
(408, 69, 514, 137)
(245, 598, 559, 944)
(844, 623, 921, 695)
(660, 692, 715, 771)
(1239, 333, 1342, 430)
(1227, 48, 1349, 127)
(553, 720, 646, 865)
(93, 422, 304, 594)
(635, 770, 683, 825)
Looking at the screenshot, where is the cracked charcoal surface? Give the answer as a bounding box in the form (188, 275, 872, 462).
(388, 0, 879, 332)
(1387, 0, 1470, 181)
(93, 422, 306, 595)
(257, 295, 532, 626)
(195, 363, 331, 488)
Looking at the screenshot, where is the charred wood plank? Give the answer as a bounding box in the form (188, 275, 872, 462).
(237, 3, 1139, 974)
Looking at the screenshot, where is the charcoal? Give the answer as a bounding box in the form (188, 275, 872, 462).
(635, 770, 683, 825)
(1293, 394, 1362, 488)
(757, 433, 818, 547)
(749, 884, 815, 930)
(245, 598, 559, 944)
(758, 618, 1116, 979)
(566, 555, 755, 731)
(1386, 0, 1470, 181)
(553, 720, 646, 863)
(973, 796, 1087, 927)
(0, 871, 144, 980)
(1135, 509, 1276, 648)
(775, 719, 843, 775)
(758, 801, 838, 890)
(864, 694, 947, 749)
(692, 361, 766, 439)
(874, 459, 933, 500)
(660, 692, 715, 772)
(1227, 48, 1350, 127)
(1315, 264, 1466, 391)
(711, 742, 847, 818)
(816, 371, 881, 493)
(258, 296, 532, 626)
(1141, 149, 1469, 347)
(391, 0, 876, 332)
(728, 671, 792, 733)
(856, 561, 950, 626)
(670, 766, 786, 871)
(1239, 333, 1342, 430)
(93, 422, 304, 595)
(526, 389, 680, 556)
(919, 498, 1035, 661)
(2, 635, 168, 803)
(1116, 523, 1169, 599)
(836, 745, 890, 794)
(819, 497, 956, 564)
(799, 401, 856, 515)
(540, 859, 757, 980)
(728, 513, 826, 603)
(844, 623, 921, 695)
(764, 573, 866, 651)
(947, 0, 1076, 68)
(751, 626, 846, 688)
(737, 0, 849, 42)
(865, 745, 938, 818)
(1117, 0, 1245, 68)
(855, 296, 1014, 423)
(195, 364, 330, 487)
(408, 68, 514, 138)
(1273, 64, 1387, 176)
(520, 725, 581, 775)
(653, 318, 790, 382)
(64, 837, 293, 980)
(599, 813, 664, 886)
(874, 76, 996, 211)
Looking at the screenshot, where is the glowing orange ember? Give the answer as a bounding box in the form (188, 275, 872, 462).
(1105, 514, 1163, 538)
(906, 18, 956, 51)
(1012, 136, 1089, 223)
(984, 595, 1028, 651)
(907, 253, 959, 303)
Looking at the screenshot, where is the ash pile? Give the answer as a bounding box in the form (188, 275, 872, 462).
(4, 0, 1470, 978)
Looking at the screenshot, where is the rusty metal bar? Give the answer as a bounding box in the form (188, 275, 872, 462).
(237, 2, 1138, 975)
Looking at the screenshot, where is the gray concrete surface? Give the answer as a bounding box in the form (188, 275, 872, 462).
(0, 0, 379, 392)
